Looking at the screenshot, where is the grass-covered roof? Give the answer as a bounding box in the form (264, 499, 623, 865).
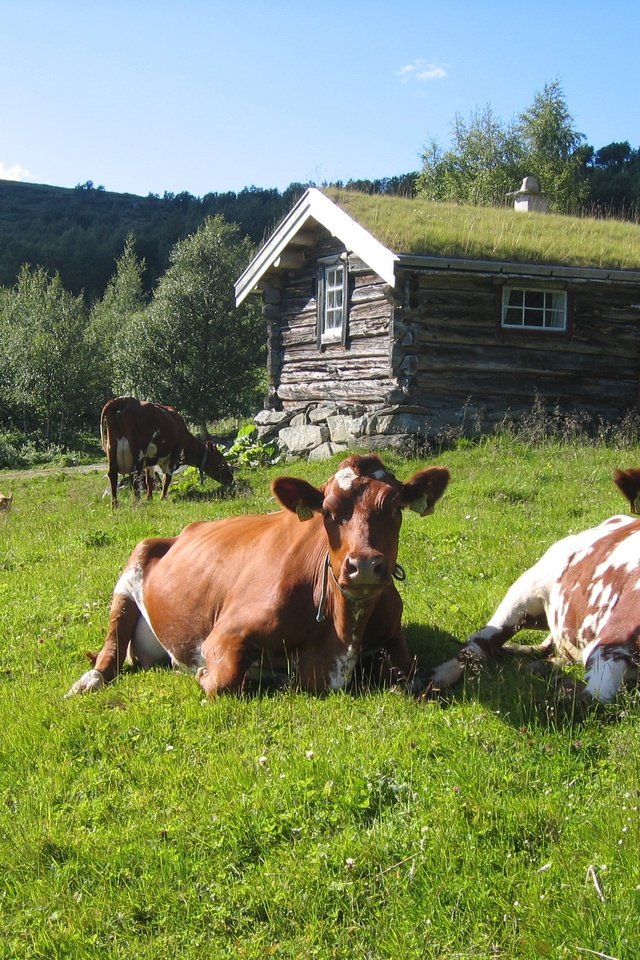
(325, 189, 640, 272)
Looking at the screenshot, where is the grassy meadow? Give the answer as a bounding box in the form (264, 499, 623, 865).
(1, 439, 640, 959)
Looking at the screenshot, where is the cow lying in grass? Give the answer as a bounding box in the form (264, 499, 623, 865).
(66, 454, 449, 698)
(431, 514, 640, 702)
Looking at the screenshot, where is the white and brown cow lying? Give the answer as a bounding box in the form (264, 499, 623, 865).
(431, 514, 640, 702)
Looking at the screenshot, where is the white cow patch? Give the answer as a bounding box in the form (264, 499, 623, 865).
(115, 437, 134, 474)
(64, 668, 105, 697)
(430, 640, 486, 690)
(334, 467, 358, 491)
(594, 530, 640, 578)
(328, 645, 359, 690)
(114, 564, 204, 673)
(144, 441, 158, 459)
(584, 646, 630, 701)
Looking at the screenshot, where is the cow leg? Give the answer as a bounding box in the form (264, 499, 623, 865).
(65, 593, 140, 697)
(429, 568, 550, 691)
(107, 456, 119, 508)
(160, 470, 173, 500)
(356, 591, 418, 690)
(133, 472, 143, 499)
(143, 468, 154, 500)
(196, 632, 250, 696)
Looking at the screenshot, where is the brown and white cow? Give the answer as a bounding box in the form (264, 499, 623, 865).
(100, 396, 233, 507)
(431, 514, 640, 702)
(66, 454, 449, 697)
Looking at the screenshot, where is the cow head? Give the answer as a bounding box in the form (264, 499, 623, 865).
(613, 467, 640, 514)
(273, 454, 449, 598)
(203, 440, 234, 487)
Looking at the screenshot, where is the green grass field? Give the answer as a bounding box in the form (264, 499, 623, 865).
(1, 441, 639, 959)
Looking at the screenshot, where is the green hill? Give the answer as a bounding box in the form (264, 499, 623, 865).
(0, 179, 302, 302)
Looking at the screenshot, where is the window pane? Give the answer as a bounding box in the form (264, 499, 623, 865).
(502, 286, 566, 331)
(506, 289, 523, 307)
(525, 309, 544, 327)
(527, 291, 544, 309)
(322, 263, 345, 339)
(503, 306, 523, 325)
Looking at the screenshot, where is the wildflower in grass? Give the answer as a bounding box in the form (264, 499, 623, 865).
(258, 755, 268, 767)
(345, 858, 355, 870)
(305, 750, 315, 760)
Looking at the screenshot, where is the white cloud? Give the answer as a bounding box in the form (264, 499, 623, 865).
(398, 60, 447, 83)
(0, 162, 31, 181)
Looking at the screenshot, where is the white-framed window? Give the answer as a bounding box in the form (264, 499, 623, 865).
(501, 287, 567, 331)
(318, 260, 348, 345)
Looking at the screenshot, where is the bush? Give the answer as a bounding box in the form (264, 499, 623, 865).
(0, 434, 25, 469)
(225, 423, 280, 468)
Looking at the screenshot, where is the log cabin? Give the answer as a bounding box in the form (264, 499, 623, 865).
(235, 188, 640, 458)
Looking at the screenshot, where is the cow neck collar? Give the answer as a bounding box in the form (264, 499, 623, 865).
(315, 553, 406, 623)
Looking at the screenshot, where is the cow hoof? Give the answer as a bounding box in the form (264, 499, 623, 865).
(64, 668, 105, 697)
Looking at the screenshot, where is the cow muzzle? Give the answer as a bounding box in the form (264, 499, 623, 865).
(342, 552, 389, 592)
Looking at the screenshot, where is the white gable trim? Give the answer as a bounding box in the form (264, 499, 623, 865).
(235, 188, 397, 305)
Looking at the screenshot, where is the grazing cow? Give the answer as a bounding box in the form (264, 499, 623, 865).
(65, 454, 449, 698)
(431, 514, 640, 702)
(613, 467, 640, 514)
(100, 396, 233, 507)
(0, 492, 12, 511)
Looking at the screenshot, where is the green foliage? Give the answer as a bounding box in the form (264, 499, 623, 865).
(583, 140, 640, 218)
(0, 179, 304, 303)
(418, 105, 521, 206)
(89, 235, 148, 397)
(2, 445, 640, 958)
(0, 265, 103, 439)
(225, 423, 280, 468)
(517, 79, 588, 212)
(118, 215, 264, 433)
(417, 79, 588, 212)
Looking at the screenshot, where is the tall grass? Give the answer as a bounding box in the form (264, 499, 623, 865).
(327, 189, 640, 270)
(1, 440, 640, 959)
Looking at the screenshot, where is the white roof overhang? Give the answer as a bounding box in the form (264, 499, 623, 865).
(235, 187, 397, 305)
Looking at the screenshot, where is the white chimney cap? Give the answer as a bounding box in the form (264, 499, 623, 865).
(518, 175, 541, 194)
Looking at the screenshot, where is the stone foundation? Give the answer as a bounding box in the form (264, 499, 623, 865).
(254, 401, 480, 460)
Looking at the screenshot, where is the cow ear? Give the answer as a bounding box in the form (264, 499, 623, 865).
(399, 466, 450, 516)
(272, 477, 324, 520)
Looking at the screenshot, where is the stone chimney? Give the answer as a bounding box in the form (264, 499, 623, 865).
(511, 175, 549, 213)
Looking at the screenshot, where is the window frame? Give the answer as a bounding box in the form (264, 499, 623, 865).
(317, 255, 349, 348)
(500, 285, 568, 333)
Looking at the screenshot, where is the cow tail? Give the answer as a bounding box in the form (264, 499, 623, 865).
(100, 412, 108, 451)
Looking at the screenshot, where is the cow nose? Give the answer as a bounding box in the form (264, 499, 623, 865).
(344, 553, 388, 584)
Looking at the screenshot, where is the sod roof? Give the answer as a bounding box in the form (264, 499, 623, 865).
(325, 188, 640, 272)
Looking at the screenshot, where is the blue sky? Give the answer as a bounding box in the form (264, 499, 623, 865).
(2, 0, 639, 198)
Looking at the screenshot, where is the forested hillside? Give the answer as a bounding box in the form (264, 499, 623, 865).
(0, 179, 306, 302)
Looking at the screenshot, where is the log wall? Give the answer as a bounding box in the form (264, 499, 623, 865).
(265, 237, 398, 410)
(393, 270, 640, 425)
(263, 248, 640, 429)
